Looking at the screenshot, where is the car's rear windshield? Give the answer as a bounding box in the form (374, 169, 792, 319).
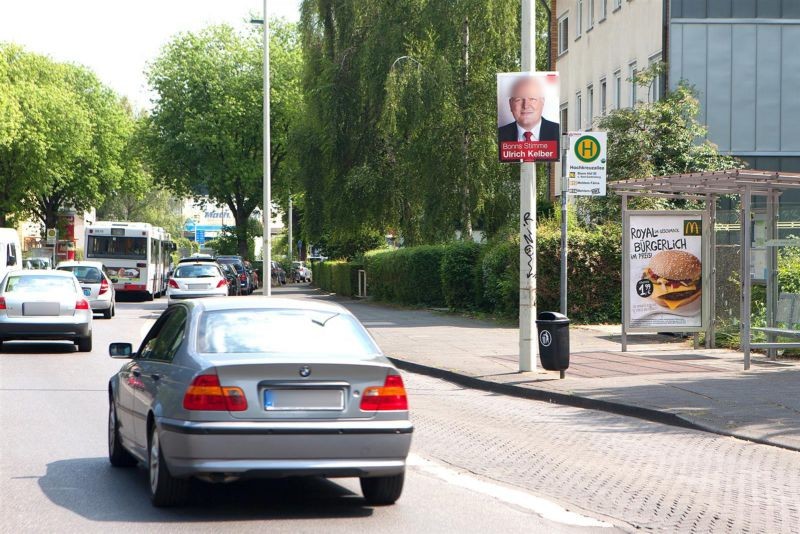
(4, 275, 76, 293)
(174, 265, 220, 278)
(197, 309, 380, 355)
(216, 258, 244, 271)
(58, 266, 103, 283)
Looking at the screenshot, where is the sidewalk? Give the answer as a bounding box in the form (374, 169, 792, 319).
(272, 284, 800, 452)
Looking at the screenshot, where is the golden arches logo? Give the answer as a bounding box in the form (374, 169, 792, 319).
(683, 220, 702, 236)
(574, 136, 600, 162)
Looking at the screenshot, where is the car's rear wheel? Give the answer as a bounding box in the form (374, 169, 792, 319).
(102, 306, 112, 319)
(148, 425, 189, 507)
(111, 304, 116, 317)
(360, 471, 405, 505)
(108, 399, 136, 467)
(77, 335, 92, 352)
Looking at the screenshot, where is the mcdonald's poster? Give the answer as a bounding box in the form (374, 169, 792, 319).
(566, 131, 606, 196)
(497, 72, 560, 163)
(625, 212, 706, 330)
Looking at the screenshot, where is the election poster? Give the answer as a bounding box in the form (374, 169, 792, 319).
(624, 211, 706, 331)
(497, 72, 560, 163)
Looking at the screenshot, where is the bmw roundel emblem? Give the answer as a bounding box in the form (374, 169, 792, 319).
(299, 366, 311, 377)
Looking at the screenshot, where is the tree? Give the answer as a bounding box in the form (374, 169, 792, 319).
(295, 0, 548, 247)
(26, 63, 131, 229)
(0, 45, 131, 228)
(96, 115, 184, 237)
(144, 22, 301, 259)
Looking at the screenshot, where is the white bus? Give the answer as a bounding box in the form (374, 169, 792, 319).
(85, 221, 175, 301)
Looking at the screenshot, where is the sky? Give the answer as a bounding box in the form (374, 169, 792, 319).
(0, 0, 302, 110)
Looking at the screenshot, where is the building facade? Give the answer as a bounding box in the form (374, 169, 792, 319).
(553, 0, 666, 186)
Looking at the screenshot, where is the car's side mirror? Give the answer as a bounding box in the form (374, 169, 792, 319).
(109, 342, 133, 359)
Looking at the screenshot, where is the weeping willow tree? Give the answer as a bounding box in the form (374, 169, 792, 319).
(295, 0, 550, 249)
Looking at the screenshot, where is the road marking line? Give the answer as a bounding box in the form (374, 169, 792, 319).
(407, 453, 613, 528)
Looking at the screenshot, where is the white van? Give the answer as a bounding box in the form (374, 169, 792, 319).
(0, 228, 22, 280)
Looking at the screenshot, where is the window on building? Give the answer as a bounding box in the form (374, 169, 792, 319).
(613, 0, 622, 10)
(587, 85, 594, 128)
(628, 61, 637, 106)
(613, 70, 621, 109)
(600, 78, 607, 116)
(576, 0, 583, 38)
(588, 0, 595, 29)
(560, 105, 568, 136)
(558, 15, 569, 54)
(648, 53, 663, 102)
(575, 92, 582, 130)
(600, 0, 608, 20)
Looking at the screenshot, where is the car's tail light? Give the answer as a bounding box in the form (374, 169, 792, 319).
(216, 279, 228, 288)
(99, 279, 110, 295)
(183, 374, 247, 411)
(0, 297, 6, 310)
(360, 374, 408, 411)
(75, 299, 90, 310)
(168, 278, 180, 289)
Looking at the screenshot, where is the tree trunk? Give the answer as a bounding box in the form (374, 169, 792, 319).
(461, 16, 473, 240)
(233, 209, 249, 259)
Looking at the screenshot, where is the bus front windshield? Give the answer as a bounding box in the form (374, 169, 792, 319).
(87, 236, 148, 260)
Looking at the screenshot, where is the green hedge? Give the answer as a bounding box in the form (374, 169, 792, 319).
(440, 241, 482, 309)
(313, 260, 364, 297)
(364, 246, 446, 306)
(317, 223, 622, 323)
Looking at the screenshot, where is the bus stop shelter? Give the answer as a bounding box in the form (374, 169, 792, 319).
(609, 169, 800, 370)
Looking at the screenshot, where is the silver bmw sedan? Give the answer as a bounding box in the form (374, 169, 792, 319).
(108, 297, 412, 507)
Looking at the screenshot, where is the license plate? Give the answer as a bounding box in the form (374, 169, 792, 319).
(188, 284, 208, 290)
(22, 302, 60, 316)
(82, 288, 91, 296)
(264, 389, 344, 411)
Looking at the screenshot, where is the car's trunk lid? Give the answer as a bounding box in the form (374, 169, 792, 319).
(212, 356, 394, 420)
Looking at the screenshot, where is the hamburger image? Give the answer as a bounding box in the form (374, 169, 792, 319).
(641, 250, 701, 310)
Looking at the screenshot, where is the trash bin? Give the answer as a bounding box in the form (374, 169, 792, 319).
(536, 311, 570, 374)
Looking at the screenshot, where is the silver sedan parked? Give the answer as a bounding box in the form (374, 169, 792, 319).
(56, 261, 116, 319)
(107, 297, 412, 507)
(0, 269, 93, 351)
(166, 262, 228, 304)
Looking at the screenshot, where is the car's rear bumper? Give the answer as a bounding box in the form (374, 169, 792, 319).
(89, 298, 112, 311)
(167, 291, 227, 303)
(158, 418, 413, 479)
(0, 319, 90, 340)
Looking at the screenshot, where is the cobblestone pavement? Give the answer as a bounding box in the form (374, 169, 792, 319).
(404, 371, 800, 533)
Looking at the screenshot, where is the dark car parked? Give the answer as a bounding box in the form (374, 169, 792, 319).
(218, 263, 241, 296)
(215, 256, 253, 295)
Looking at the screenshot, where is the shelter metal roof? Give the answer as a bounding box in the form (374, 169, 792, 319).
(608, 169, 800, 200)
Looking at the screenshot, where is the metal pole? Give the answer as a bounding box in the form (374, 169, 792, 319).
(766, 189, 778, 358)
(519, 0, 537, 372)
(560, 133, 568, 316)
(621, 194, 628, 352)
(288, 193, 293, 264)
(741, 186, 752, 370)
(262, 0, 272, 296)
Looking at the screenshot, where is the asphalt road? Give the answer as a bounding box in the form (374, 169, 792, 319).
(0, 298, 614, 534)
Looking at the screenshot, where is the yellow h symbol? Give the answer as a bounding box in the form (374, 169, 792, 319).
(579, 139, 596, 159)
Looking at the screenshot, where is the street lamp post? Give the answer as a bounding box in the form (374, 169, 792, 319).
(519, 0, 537, 372)
(252, 1, 272, 296)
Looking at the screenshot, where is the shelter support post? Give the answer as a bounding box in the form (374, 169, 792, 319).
(706, 194, 716, 349)
(621, 194, 628, 352)
(741, 186, 752, 370)
(766, 189, 778, 359)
